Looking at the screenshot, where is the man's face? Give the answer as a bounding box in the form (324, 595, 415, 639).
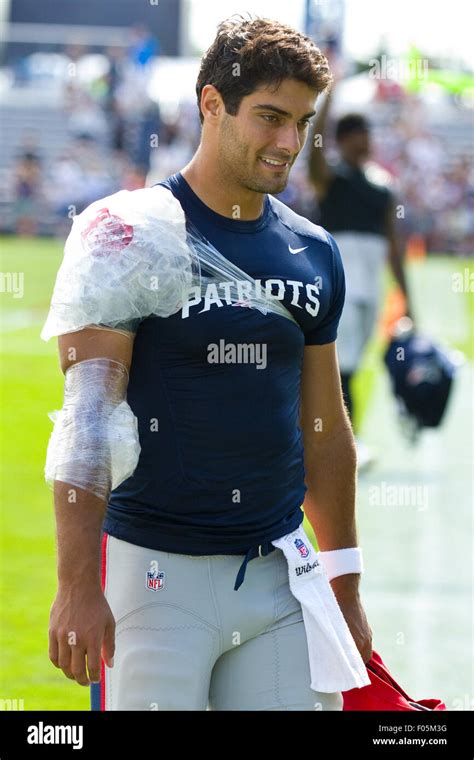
(338, 130, 371, 165)
(215, 78, 317, 195)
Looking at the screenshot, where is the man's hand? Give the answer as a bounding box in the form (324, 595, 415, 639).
(48, 326, 133, 688)
(330, 574, 373, 664)
(49, 584, 115, 686)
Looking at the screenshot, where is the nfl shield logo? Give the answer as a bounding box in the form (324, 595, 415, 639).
(294, 538, 309, 558)
(146, 570, 165, 591)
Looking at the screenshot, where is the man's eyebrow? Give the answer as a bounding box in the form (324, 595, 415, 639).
(252, 104, 316, 119)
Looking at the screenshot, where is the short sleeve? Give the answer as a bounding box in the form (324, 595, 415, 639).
(304, 233, 346, 346)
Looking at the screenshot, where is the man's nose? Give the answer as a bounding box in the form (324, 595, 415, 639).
(274, 124, 301, 157)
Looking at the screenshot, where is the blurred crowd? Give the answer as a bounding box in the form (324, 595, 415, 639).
(5, 32, 473, 254)
(371, 108, 473, 254)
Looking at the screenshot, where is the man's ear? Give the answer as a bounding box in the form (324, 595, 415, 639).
(200, 84, 224, 121)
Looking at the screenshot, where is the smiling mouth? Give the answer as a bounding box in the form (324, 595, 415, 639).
(259, 156, 290, 170)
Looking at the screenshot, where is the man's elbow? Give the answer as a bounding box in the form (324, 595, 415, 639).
(303, 417, 357, 462)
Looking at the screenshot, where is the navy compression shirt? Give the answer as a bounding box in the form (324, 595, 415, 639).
(103, 171, 346, 589)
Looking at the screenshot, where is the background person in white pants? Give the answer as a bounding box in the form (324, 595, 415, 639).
(308, 83, 414, 469)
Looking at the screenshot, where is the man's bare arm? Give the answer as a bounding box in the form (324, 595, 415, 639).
(49, 327, 135, 686)
(300, 342, 372, 662)
(308, 87, 334, 201)
(385, 200, 414, 320)
(300, 342, 358, 554)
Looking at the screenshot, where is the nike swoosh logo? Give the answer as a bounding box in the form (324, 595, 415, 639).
(289, 245, 308, 254)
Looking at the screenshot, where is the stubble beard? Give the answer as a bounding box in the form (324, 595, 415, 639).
(217, 123, 290, 198)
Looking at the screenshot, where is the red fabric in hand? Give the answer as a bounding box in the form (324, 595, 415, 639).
(343, 650, 447, 711)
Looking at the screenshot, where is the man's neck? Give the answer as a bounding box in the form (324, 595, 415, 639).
(340, 156, 364, 172)
(181, 152, 266, 221)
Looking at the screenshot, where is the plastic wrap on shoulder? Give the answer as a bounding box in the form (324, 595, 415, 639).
(41, 185, 298, 341)
(41, 186, 200, 340)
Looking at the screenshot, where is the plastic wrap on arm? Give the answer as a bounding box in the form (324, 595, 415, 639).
(45, 358, 140, 501)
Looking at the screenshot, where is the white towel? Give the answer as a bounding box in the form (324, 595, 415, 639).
(271, 525, 371, 693)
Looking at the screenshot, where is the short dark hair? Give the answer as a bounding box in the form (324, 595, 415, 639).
(196, 14, 332, 125)
(335, 113, 370, 141)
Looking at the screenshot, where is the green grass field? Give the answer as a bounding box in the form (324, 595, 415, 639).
(0, 235, 472, 710)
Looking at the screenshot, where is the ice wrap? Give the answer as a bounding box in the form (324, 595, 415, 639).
(41, 186, 297, 341)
